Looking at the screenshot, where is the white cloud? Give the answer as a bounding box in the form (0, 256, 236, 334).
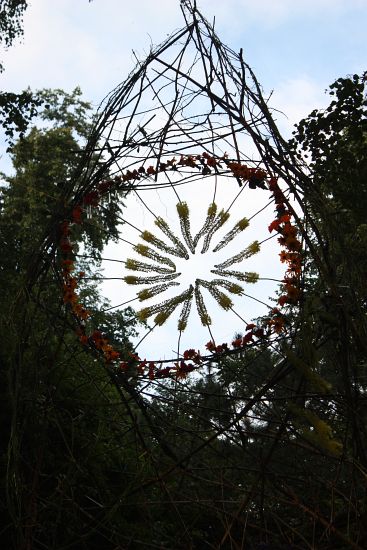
(269, 76, 330, 137)
(1, 0, 365, 103)
(1, 0, 183, 101)
(196, 0, 367, 30)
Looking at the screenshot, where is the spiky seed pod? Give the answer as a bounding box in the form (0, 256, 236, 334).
(140, 230, 187, 259)
(198, 279, 233, 310)
(177, 287, 194, 331)
(194, 280, 212, 326)
(137, 286, 193, 324)
(154, 310, 171, 326)
(134, 243, 176, 270)
(137, 296, 173, 322)
(137, 307, 153, 322)
(193, 202, 217, 247)
(214, 240, 260, 269)
(201, 209, 230, 253)
(212, 288, 232, 310)
(208, 278, 244, 295)
(243, 271, 260, 283)
(137, 281, 180, 301)
(124, 272, 180, 285)
(176, 201, 195, 253)
(211, 268, 259, 284)
(212, 217, 249, 252)
(153, 286, 194, 326)
(155, 217, 189, 259)
(125, 258, 175, 274)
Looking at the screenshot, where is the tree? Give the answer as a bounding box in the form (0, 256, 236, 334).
(291, 72, 367, 274)
(0, 0, 28, 72)
(0, 88, 145, 550)
(0, 87, 121, 277)
(0, 1, 44, 147)
(290, 73, 367, 466)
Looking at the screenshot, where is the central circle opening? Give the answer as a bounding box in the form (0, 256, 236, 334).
(174, 250, 218, 289)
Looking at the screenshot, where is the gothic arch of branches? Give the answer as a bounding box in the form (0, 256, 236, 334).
(10, 1, 367, 548)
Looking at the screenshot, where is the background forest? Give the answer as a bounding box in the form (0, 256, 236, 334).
(1, 1, 367, 549)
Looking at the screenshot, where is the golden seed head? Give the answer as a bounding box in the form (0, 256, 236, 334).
(155, 311, 170, 326)
(244, 272, 259, 283)
(135, 244, 149, 256)
(228, 283, 243, 294)
(247, 240, 260, 256)
(178, 320, 187, 331)
(237, 217, 249, 230)
(125, 259, 138, 270)
(199, 313, 212, 326)
(137, 289, 152, 301)
(155, 217, 167, 228)
(218, 294, 232, 310)
(141, 230, 154, 242)
(124, 275, 138, 284)
(207, 202, 217, 216)
(219, 210, 230, 223)
(137, 308, 150, 321)
(176, 201, 189, 218)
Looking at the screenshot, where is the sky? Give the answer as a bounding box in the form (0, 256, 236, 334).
(2, 0, 366, 126)
(1, 0, 366, 361)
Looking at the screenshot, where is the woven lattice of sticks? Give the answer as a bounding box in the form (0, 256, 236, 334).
(51, 0, 309, 382)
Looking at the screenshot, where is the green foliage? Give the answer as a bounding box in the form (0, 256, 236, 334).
(0, 90, 43, 146)
(0, 2, 43, 147)
(0, 0, 28, 71)
(37, 87, 95, 140)
(0, 86, 147, 549)
(291, 73, 367, 268)
(0, 87, 122, 278)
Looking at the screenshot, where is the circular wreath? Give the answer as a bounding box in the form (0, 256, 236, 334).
(58, 152, 302, 380)
(53, 0, 308, 383)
